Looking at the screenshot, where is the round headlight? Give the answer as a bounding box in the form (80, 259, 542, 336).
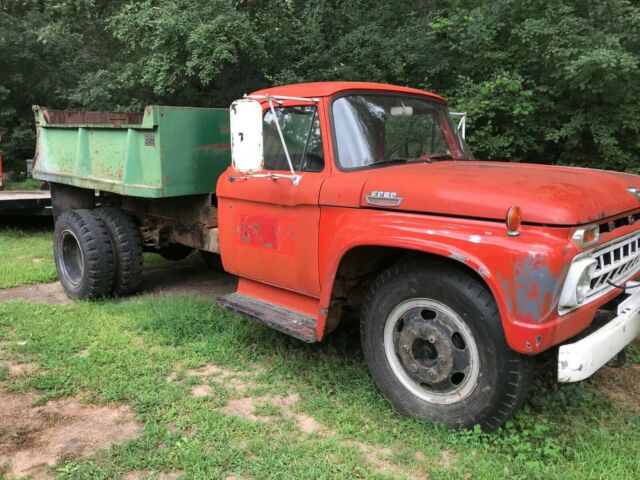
(559, 257, 597, 311)
(576, 267, 592, 304)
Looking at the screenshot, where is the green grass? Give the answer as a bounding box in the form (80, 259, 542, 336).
(0, 228, 57, 288)
(3, 178, 44, 191)
(0, 226, 200, 288)
(0, 296, 638, 479)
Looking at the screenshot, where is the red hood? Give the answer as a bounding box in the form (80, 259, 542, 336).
(349, 161, 640, 225)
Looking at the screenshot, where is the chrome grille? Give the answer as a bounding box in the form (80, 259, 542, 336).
(588, 230, 640, 298)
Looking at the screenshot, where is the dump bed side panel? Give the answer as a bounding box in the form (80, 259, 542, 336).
(33, 105, 230, 198)
(156, 106, 230, 197)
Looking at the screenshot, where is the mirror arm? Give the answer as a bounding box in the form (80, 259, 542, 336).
(267, 96, 301, 185)
(450, 111, 467, 140)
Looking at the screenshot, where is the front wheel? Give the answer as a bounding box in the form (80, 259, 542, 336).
(360, 259, 533, 431)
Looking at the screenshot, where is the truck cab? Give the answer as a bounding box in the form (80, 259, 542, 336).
(33, 82, 640, 431)
(217, 82, 640, 430)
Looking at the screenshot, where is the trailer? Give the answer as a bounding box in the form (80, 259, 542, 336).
(33, 82, 640, 432)
(0, 190, 51, 216)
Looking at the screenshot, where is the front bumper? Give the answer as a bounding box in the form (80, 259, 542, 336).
(558, 284, 640, 382)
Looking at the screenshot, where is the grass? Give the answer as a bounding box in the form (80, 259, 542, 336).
(1, 298, 638, 479)
(0, 228, 57, 288)
(0, 228, 639, 479)
(0, 225, 200, 288)
(3, 178, 44, 191)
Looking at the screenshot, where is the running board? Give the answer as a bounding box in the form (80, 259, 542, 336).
(217, 292, 318, 343)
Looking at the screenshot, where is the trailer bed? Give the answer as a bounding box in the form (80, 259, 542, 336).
(0, 190, 51, 216)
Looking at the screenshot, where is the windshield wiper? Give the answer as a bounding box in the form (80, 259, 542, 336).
(373, 158, 410, 167)
(424, 153, 453, 162)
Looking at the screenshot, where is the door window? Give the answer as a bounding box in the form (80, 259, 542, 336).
(263, 106, 324, 172)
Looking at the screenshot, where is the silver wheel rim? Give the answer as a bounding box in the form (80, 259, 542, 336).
(383, 298, 480, 405)
(58, 229, 84, 288)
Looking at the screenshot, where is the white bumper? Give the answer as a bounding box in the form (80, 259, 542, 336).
(558, 287, 640, 382)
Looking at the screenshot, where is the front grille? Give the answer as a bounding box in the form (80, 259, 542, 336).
(598, 211, 640, 234)
(588, 230, 640, 298)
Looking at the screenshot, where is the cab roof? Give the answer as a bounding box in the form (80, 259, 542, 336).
(250, 81, 446, 104)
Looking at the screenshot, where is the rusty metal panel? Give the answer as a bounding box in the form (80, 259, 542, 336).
(42, 109, 144, 126)
(32, 105, 231, 198)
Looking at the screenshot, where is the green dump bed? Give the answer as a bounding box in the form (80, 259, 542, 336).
(33, 105, 231, 198)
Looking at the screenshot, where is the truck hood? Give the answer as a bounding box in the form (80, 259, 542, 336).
(356, 161, 640, 225)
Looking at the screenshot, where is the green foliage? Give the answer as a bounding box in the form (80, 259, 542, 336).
(0, 0, 639, 170)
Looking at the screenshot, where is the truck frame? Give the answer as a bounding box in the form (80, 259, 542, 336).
(33, 82, 640, 431)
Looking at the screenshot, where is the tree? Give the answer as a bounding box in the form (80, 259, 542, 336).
(1, 0, 639, 172)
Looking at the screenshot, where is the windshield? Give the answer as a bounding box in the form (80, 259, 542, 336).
(332, 94, 472, 170)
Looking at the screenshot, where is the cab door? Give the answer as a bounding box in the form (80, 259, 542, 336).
(217, 102, 328, 297)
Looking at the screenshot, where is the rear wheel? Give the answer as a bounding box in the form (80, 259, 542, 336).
(54, 209, 114, 300)
(361, 259, 534, 431)
(94, 207, 143, 296)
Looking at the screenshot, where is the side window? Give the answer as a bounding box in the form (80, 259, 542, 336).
(263, 106, 324, 172)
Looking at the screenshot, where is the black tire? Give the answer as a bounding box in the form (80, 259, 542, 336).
(200, 250, 223, 270)
(53, 209, 115, 300)
(94, 207, 143, 297)
(361, 259, 534, 431)
(158, 243, 193, 261)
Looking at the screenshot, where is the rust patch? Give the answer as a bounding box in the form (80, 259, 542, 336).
(41, 108, 143, 126)
(500, 254, 565, 323)
(0, 387, 141, 479)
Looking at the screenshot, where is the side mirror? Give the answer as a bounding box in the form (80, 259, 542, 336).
(230, 99, 263, 174)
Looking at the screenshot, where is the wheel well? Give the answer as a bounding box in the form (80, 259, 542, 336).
(324, 246, 490, 335)
(50, 183, 95, 220)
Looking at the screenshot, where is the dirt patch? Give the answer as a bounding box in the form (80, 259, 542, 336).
(0, 261, 237, 305)
(355, 442, 428, 479)
(166, 363, 260, 396)
(594, 364, 640, 411)
(222, 394, 299, 422)
(0, 282, 70, 305)
(0, 360, 37, 377)
(165, 364, 432, 477)
(295, 413, 326, 434)
(222, 397, 270, 421)
(190, 384, 214, 397)
(439, 449, 456, 469)
(141, 264, 237, 299)
(167, 362, 330, 435)
(0, 386, 141, 479)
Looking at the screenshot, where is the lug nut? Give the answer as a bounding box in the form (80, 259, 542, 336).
(401, 345, 409, 353)
(437, 356, 445, 364)
(428, 335, 437, 344)
(410, 364, 418, 373)
(428, 370, 436, 378)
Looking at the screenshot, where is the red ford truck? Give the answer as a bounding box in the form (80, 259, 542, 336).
(33, 82, 640, 431)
